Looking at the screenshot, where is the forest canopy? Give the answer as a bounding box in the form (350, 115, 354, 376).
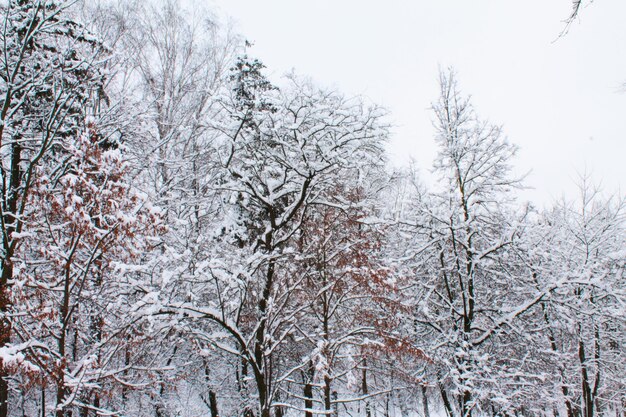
(0, 1, 623, 417)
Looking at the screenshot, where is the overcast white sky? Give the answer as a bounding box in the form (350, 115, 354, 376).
(210, 0, 625, 205)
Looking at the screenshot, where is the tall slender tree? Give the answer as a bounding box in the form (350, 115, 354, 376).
(0, 1, 108, 414)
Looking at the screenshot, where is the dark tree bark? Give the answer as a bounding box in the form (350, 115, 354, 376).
(361, 358, 371, 417)
(303, 362, 314, 417)
(439, 381, 454, 417)
(209, 391, 219, 417)
(421, 385, 431, 417)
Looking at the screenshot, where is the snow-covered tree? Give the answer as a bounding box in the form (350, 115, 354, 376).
(154, 59, 390, 417)
(87, 2, 242, 414)
(0, 1, 109, 414)
(396, 70, 557, 417)
(524, 178, 625, 417)
(1, 2, 623, 416)
(9, 124, 163, 416)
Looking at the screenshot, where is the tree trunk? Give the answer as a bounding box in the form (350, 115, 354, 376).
(462, 390, 472, 417)
(438, 381, 454, 417)
(56, 258, 74, 417)
(255, 245, 276, 417)
(579, 335, 593, 417)
(324, 375, 332, 415)
(0, 139, 23, 417)
(121, 347, 131, 406)
(0, 286, 10, 417)
(303, 363, 314, 417)
(41, 387, 46, 417)
(362, 358, 371, 417)
(209, 391, 219, 417)
(421, 385, 431, 417)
